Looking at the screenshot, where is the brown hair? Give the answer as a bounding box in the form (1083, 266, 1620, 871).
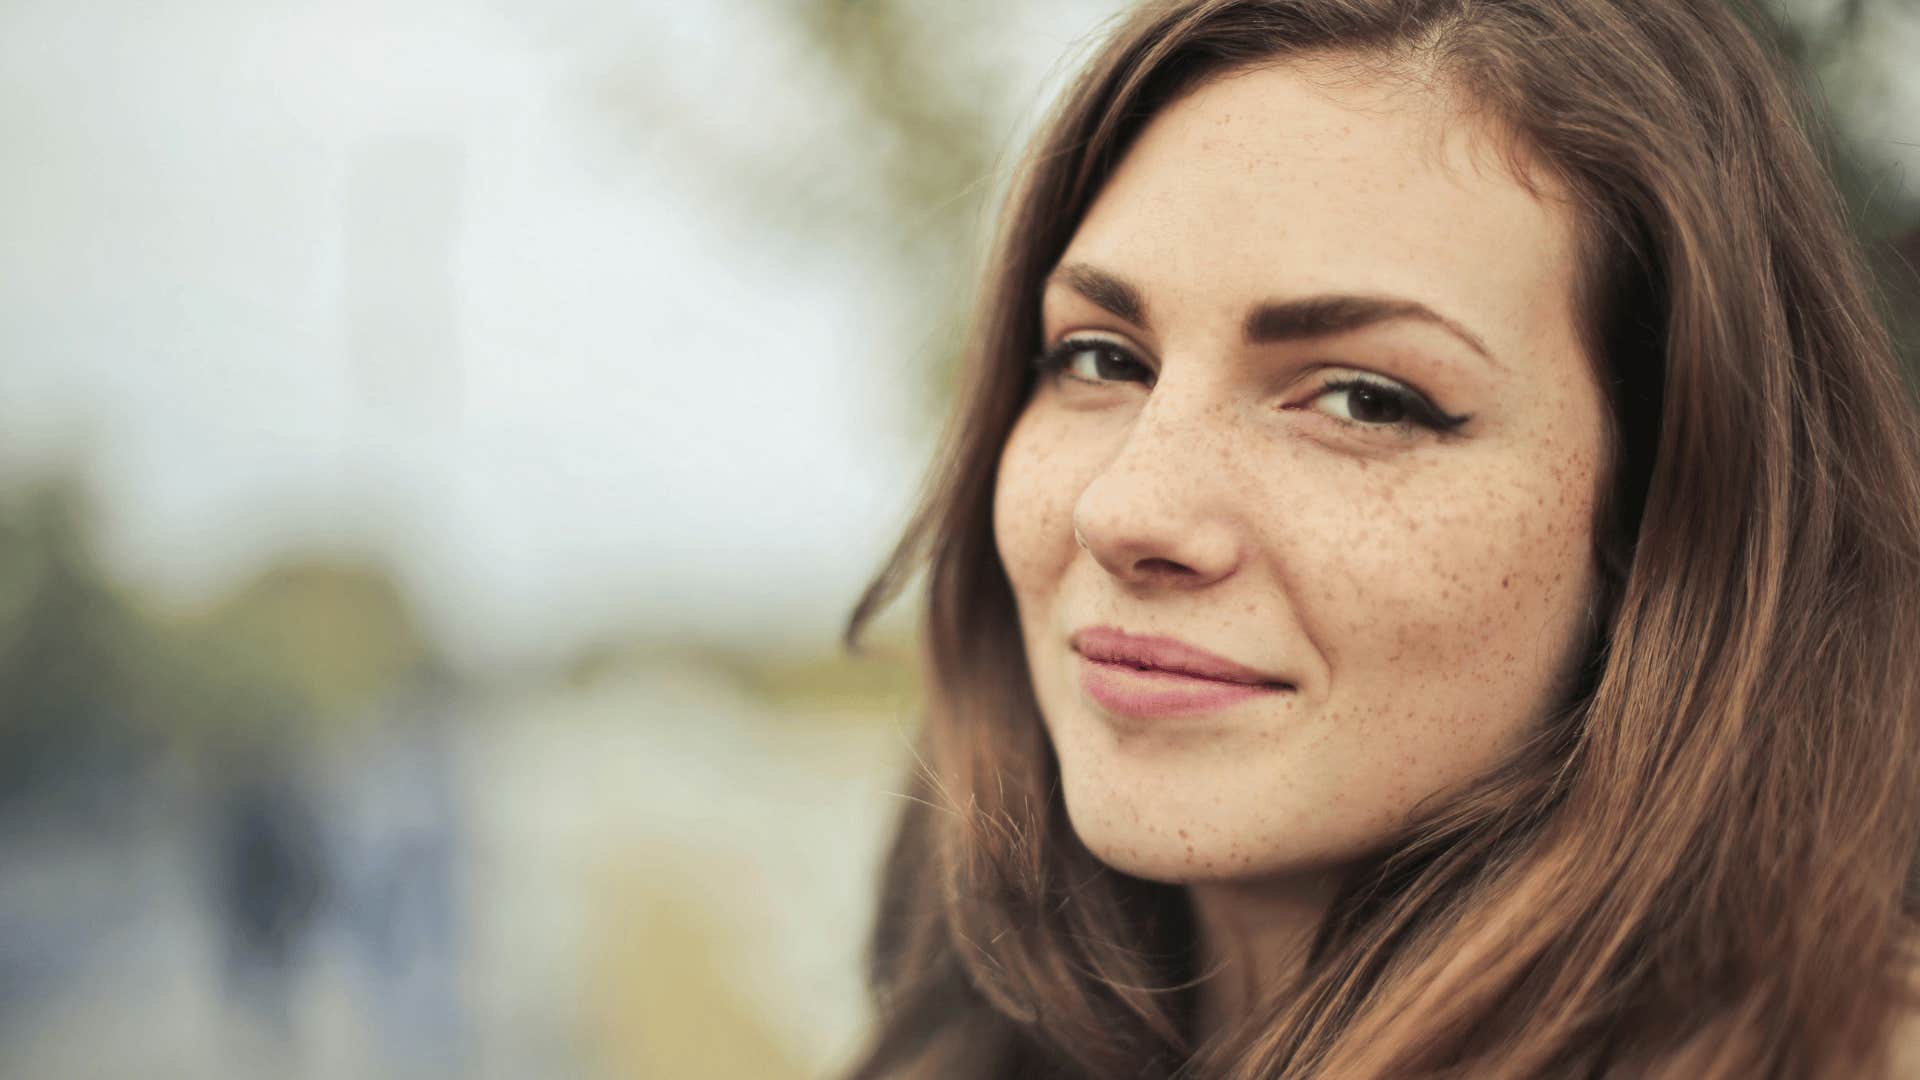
(842, 1, 1920, 1076)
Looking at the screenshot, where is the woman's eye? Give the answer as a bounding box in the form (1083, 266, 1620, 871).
(1307, 376, 1468, 433)
(1034, 339, 1154, 387)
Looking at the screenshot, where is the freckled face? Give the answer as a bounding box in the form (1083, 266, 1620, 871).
(991, 61, 1609, 883)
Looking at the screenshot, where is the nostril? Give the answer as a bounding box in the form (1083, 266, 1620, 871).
(1136, 557, 1192, 575)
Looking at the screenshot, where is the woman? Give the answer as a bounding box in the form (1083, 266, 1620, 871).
(843, 1, 1920, 1076)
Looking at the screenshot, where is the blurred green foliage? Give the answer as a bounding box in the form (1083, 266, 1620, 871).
(185, 559, 436, 722)
(561, 635, 921, 722)
(0, 476, 441, 823)
(0, 480, 156, 819)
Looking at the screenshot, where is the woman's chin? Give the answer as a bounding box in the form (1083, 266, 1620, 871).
(1062, 799, 1281, 884)
(1083, 847, 1263, 886)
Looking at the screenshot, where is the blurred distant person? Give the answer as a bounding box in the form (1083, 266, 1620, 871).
(331, 683, 466, 1075)
(211, 741, 329, 1050)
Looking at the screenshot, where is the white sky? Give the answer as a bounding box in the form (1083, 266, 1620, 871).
(0, 0, 1122, 666)
(0, 0, 1910, 668)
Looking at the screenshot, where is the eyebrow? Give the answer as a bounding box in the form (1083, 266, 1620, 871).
(1050, 262, 1149, 328)
(1047, 261, 1499, 369)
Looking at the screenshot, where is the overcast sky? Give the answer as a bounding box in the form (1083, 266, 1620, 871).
(0, 0, 1125, 666)
(0, 0, 1912, 668)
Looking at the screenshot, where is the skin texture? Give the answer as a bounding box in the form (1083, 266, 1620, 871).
(991, 58, 1611, 1026)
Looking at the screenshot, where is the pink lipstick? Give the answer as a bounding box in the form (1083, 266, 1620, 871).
(1070, 626, 1292, 720)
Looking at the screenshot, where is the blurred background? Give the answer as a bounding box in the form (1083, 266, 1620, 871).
(0, 1, 1914, 1077)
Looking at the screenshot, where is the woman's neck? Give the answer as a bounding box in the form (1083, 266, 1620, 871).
(1187, 871, 1342, 1045)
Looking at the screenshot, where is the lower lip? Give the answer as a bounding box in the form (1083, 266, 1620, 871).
(1077, 655, 1287, 719)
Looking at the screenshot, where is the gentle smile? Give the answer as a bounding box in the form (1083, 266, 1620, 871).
(1071, 626, 1294, 719)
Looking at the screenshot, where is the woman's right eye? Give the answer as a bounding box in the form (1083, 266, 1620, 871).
(1033, 338, 1155, 387)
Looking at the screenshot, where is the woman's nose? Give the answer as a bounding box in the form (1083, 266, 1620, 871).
(1070, 393, 1245, 590)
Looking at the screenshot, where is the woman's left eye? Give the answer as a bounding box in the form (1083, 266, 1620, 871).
(1306, 375, 1468, 433)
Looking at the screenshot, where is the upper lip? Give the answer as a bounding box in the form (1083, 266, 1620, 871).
(1070, 626, 1291, 688)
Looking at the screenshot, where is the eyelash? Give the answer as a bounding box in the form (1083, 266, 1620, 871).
(1031, 337, 1470, 434)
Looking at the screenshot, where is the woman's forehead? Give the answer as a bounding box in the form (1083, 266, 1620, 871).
(1058, 60, 1581, 362)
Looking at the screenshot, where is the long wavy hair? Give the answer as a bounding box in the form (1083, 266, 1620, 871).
(841, 1, 1920, 1076)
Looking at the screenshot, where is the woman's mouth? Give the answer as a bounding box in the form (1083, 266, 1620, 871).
(1070, 626, 1293, 719)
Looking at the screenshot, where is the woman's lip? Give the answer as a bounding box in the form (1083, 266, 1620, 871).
(1076, 655, 1288, 719)
(1069, 626, 1289, 687)
(1069, 626, 1293, 720)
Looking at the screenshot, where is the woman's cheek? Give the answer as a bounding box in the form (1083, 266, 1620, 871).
(993, 408, 1079, 598)
(1298, 466, 1591, 688)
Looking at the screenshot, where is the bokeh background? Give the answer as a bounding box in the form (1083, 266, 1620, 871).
(1, 2, 1915, 1077)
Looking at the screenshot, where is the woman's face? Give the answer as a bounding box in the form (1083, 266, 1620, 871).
(993, 60, 1609, 885)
